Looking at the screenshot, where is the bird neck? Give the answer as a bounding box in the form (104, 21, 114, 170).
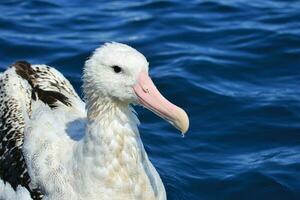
(82, 97, 144, 169)
(78, 85, 162, 199)
(74, 99, 160, 199)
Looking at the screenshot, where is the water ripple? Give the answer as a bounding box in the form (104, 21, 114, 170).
(0, 0, 300, 199)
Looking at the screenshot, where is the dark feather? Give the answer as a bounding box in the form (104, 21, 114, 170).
(14, 61, 71, 108)
(0, 60, 75, 199)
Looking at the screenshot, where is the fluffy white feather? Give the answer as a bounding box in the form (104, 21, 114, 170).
(0, 179, 32, 200)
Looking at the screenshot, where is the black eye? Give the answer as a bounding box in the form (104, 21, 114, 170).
(112, 65, 122, 73)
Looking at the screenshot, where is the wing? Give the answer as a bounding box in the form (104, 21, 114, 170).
(0, 61, 86, 200)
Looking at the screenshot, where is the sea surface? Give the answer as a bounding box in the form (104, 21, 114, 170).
(0, 0, 300, 199)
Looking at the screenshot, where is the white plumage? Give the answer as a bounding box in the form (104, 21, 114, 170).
(0, 180, 31, 200)
(0, 42, 189, 200)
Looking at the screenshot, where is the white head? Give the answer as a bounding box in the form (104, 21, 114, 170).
(84, 42, 148, 103)
(83, 42, 189, 134)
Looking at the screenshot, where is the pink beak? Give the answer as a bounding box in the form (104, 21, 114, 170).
(133, 70, 189, 134)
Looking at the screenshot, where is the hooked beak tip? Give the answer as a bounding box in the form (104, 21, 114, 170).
(174, 108, 189, 135)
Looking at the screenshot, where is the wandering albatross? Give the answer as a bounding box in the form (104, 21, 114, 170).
(0, 42, 189, 200)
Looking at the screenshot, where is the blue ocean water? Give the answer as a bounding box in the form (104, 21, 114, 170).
(0, 0, 300, 199)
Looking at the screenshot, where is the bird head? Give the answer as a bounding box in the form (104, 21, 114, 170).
(84, 42, 189, 134)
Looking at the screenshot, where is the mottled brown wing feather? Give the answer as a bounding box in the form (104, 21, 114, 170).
(0, 61, 75, 199)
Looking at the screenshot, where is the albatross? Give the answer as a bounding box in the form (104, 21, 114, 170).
(0, 42, 189, 200)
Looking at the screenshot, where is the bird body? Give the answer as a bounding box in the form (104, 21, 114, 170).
(23, 87, 165, 200)
(0, 43, 189, 200)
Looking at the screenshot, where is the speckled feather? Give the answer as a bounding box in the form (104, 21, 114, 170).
(0, 61, 81, 199)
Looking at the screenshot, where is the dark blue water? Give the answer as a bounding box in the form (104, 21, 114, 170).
(1, 0, 300, 199)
